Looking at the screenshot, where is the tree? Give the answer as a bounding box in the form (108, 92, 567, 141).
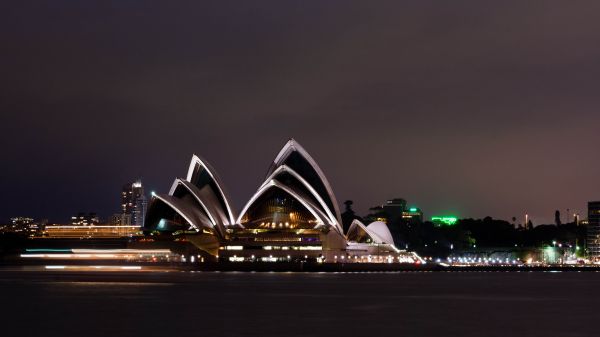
(341, 200, 357, 234)
(555, 210, 561, 226)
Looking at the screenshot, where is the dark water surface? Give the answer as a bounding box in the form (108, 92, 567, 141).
(0, 271, 597, 337)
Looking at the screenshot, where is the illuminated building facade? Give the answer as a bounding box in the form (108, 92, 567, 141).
(70, 212, 100, 226)
(144, 139, 421, 263)
(109, 213, 132, 226)
(587, 201, 600, 258)
(402, 207, 423, 223)
(365, 198, 422, 225)
(121, 180, 147, 227)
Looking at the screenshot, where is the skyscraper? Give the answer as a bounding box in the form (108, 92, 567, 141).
(382, 198, 407, 223)
(586, 201, 600, 259)
(121, 180, 147, 227)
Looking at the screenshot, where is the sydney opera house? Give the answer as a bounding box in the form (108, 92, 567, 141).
(144, 139, 421, 264)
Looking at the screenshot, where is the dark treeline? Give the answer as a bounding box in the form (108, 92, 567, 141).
(342, 202, 586, 257)
(391, 218, 585, 257)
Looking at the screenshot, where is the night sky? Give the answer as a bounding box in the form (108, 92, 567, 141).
(2, 2, 599, 225)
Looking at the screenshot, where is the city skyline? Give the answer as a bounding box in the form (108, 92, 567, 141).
(2, 4, 600, 337)
(2, 2, 600, 224)
(0, 148, 592, 226)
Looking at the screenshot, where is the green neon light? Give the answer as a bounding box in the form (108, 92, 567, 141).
(431, 216, 458, 225)
(409, 207, 418, 212)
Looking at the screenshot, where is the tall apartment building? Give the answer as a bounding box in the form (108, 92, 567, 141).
(121, 180, 147, 227)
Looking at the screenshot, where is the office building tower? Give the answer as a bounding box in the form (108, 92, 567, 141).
(121, 180, 147, 227)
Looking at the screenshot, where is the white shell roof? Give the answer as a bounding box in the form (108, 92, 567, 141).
(366, 221, 395, 245)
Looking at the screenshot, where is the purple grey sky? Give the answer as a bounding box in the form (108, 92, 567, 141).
(1, 1, 599, 224)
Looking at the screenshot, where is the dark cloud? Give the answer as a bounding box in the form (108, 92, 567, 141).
(1, 1, 600, 224)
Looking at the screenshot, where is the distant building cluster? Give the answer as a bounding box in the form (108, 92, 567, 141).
(364, 198, 423, 225)
(360, 198, 455, 228)
(0, 217, 45, 237)
(1, 180, 148, 239)
(70, 212, 100, 226)
(54, 180, 147, 238)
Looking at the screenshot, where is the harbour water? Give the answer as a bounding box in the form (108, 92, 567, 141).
(0, 270, 597, 337)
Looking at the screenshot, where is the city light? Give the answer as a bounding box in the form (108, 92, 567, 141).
(431, 216, 458, 225)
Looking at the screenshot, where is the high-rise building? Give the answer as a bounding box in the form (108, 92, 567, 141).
(121, 180, 147, 227)
(382, 198, 407, 223)
(587, 201, 600, 259)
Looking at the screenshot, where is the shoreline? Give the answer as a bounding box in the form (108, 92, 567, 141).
(1, 260, 599, 274)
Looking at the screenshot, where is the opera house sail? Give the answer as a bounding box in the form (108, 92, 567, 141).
(144, 139, 421, 264)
